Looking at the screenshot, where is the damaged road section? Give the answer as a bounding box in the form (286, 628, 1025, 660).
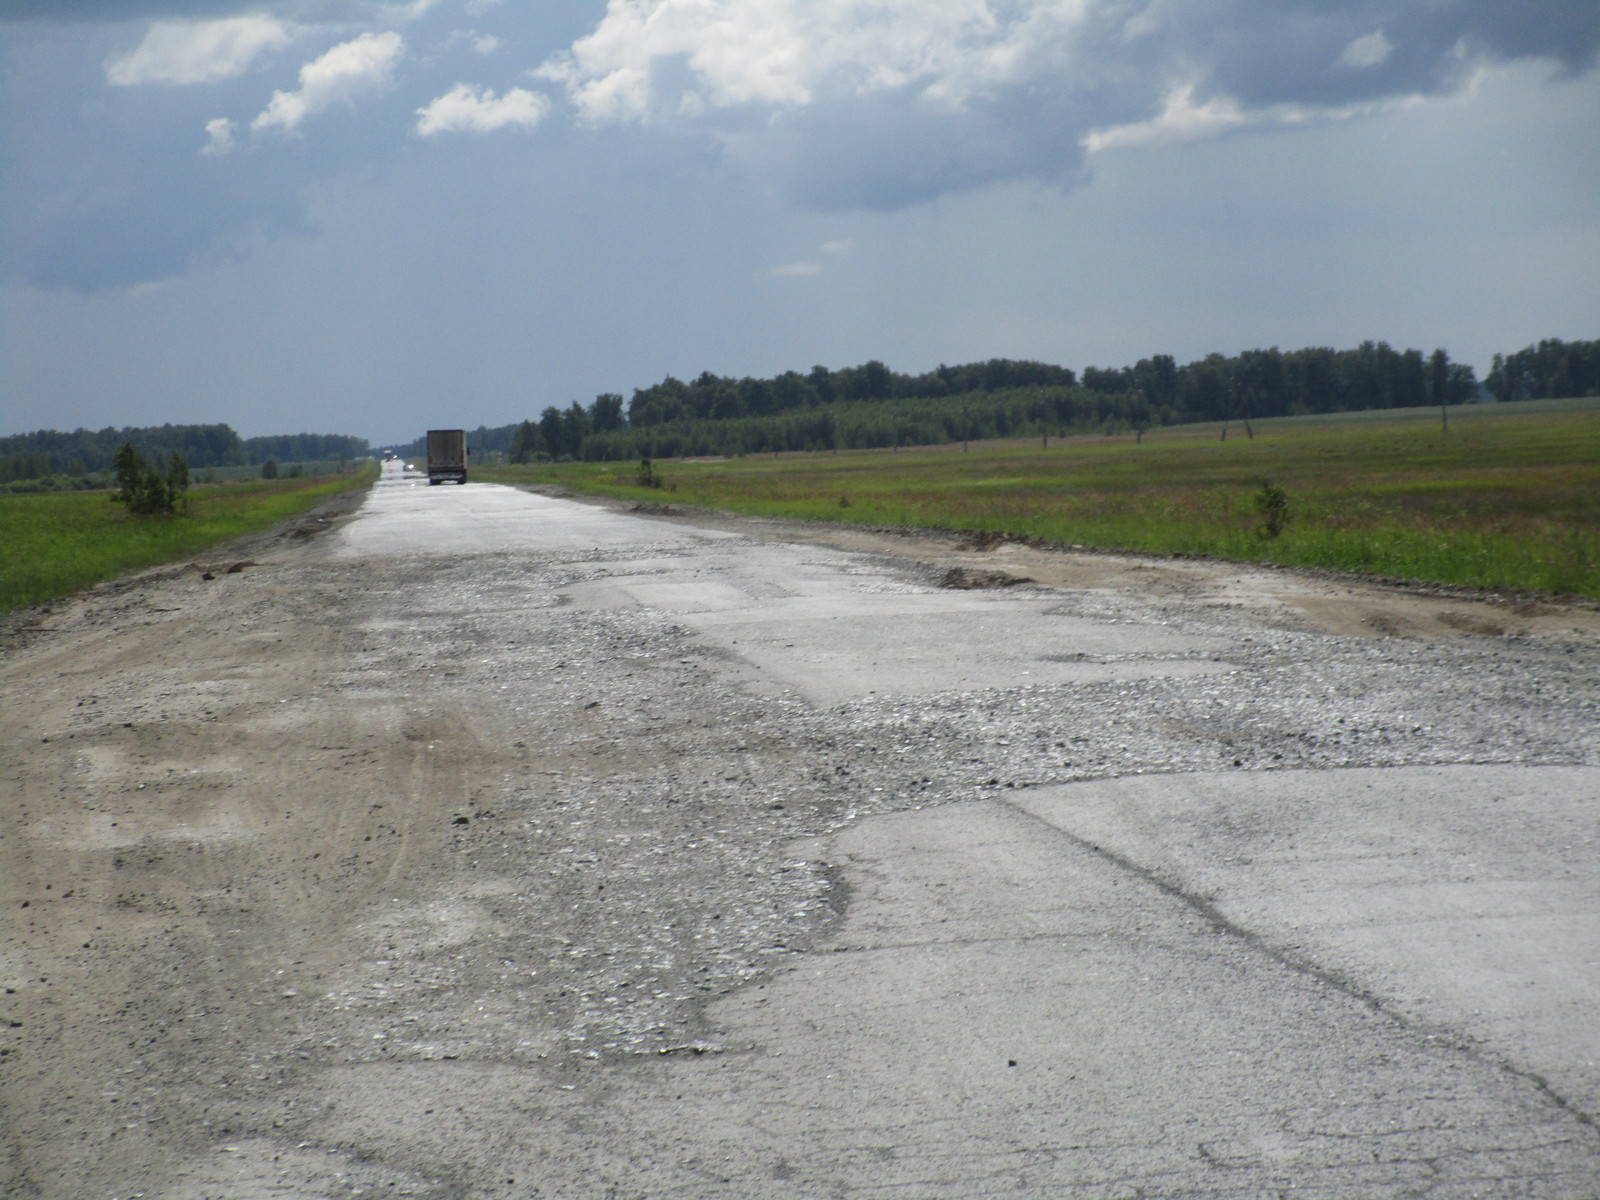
(3, 481, 1597, 1198)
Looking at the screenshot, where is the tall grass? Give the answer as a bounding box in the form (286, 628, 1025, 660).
(0, 468, 375, 614)
(481, 400, 1600, 599)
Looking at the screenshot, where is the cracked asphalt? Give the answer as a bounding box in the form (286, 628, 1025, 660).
(2, 467, 1597, 1198)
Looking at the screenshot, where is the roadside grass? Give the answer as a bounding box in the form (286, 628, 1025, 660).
(479, 399, 1600, 599)
(0, 467, 376, 614)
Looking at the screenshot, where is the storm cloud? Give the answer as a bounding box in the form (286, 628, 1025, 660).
(539, 0, 1600, 208)
(4, 0, 1597, 293)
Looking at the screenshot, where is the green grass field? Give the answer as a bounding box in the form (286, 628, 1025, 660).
(481, 399, 1600, 600)
(0, 467, 376, 615)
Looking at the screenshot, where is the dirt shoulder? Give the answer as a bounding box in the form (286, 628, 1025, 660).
(0, 481, 374, 659)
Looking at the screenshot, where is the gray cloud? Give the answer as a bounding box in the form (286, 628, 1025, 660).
(543, 1, 1600, 211)
(3, 2, 259, 18)
(1175, 1, 1600, 110)
(3, 115, 320, 291)
(0, 21, 376, 291)
(1427, 0, 1600, 73)
(0, 1, 439, 23)
(745, 83, 1107, 212)
(7, 1, 1597, 294)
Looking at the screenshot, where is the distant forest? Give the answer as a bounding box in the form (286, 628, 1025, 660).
(1486, 339, 1600, 404)
(388, 337, 1599, 464)
(0, 425, 369, 485)
(7, 338, 1594, 485)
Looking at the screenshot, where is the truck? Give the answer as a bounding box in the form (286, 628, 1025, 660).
(426, 429, 467, 485)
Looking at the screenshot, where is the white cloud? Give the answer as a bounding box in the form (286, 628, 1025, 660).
(822, 238, 852, 253)
(769, 261, 821, 277)
(106, 16, 295, 86)
(1083, 82, 1392, 156)
(435, 28, 501, 57)
(537, 0, 1060, 124)
(382, 0, 445, 19)
(252, 31, 405, 135)
(1083, 84, 1253, 153)
(200, 116, 237, 155)
(415, 83, 549, 135)
(1339, 30, 1394, 70)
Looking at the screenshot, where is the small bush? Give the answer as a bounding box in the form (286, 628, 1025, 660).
(110, 443, 187, 517)
(1254, 478, 1289, 539)
(635, 458, 664, 489)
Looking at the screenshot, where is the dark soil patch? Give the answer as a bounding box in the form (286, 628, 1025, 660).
(938, 567, 1032, 589)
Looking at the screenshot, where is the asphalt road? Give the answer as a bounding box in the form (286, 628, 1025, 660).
(3, 472, 1597, 1198)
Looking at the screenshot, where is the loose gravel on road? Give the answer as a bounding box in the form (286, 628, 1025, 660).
(3, 482, 1597, 1198)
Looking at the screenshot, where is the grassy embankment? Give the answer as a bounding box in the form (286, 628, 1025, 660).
(0, 466, 377, 615)
(480, 398, 1600, 600)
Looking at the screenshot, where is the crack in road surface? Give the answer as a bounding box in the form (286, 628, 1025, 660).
(996, 778, 1600, 1137)
(3, 475, 1597, 1198)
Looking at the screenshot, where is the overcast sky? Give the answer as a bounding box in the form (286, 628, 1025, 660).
(3, 1, 1597, 444)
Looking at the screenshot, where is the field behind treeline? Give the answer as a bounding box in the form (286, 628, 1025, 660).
(482, 398, 1600, 601)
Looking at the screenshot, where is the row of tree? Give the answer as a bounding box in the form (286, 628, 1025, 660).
(581, 388, 1160, 460)
(614, 343, 1481, 435)
(1076, 342, 1479, 418)
(374, 360, 1098, 457)
(1485, 338, 1600, 402)
(239, 432, 369, 466)
(624, 359, 1078, 427)
(426, 340, 1497, 464)
(0, 423, 239, 483)
(12, 337, 1589, 484)
(0, 423, 369, 483)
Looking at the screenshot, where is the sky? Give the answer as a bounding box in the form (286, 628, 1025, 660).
(2, 1, 1598, 446)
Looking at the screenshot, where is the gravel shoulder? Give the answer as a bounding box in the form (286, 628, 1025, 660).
(3, 482, 1597, 1198)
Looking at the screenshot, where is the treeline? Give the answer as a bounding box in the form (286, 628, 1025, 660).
(0, 423, 241, 483)
(1074, 341, 1479, 418)
(626, 359, 1077, 427)
(240, 432, 369, 465)
(0, 423, 369, 484)
(1486, 338, 1600, 402)
(439, 342, 1488, 464)
(379, 361, 1083, 460)
(586, 387, 1175, 460)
